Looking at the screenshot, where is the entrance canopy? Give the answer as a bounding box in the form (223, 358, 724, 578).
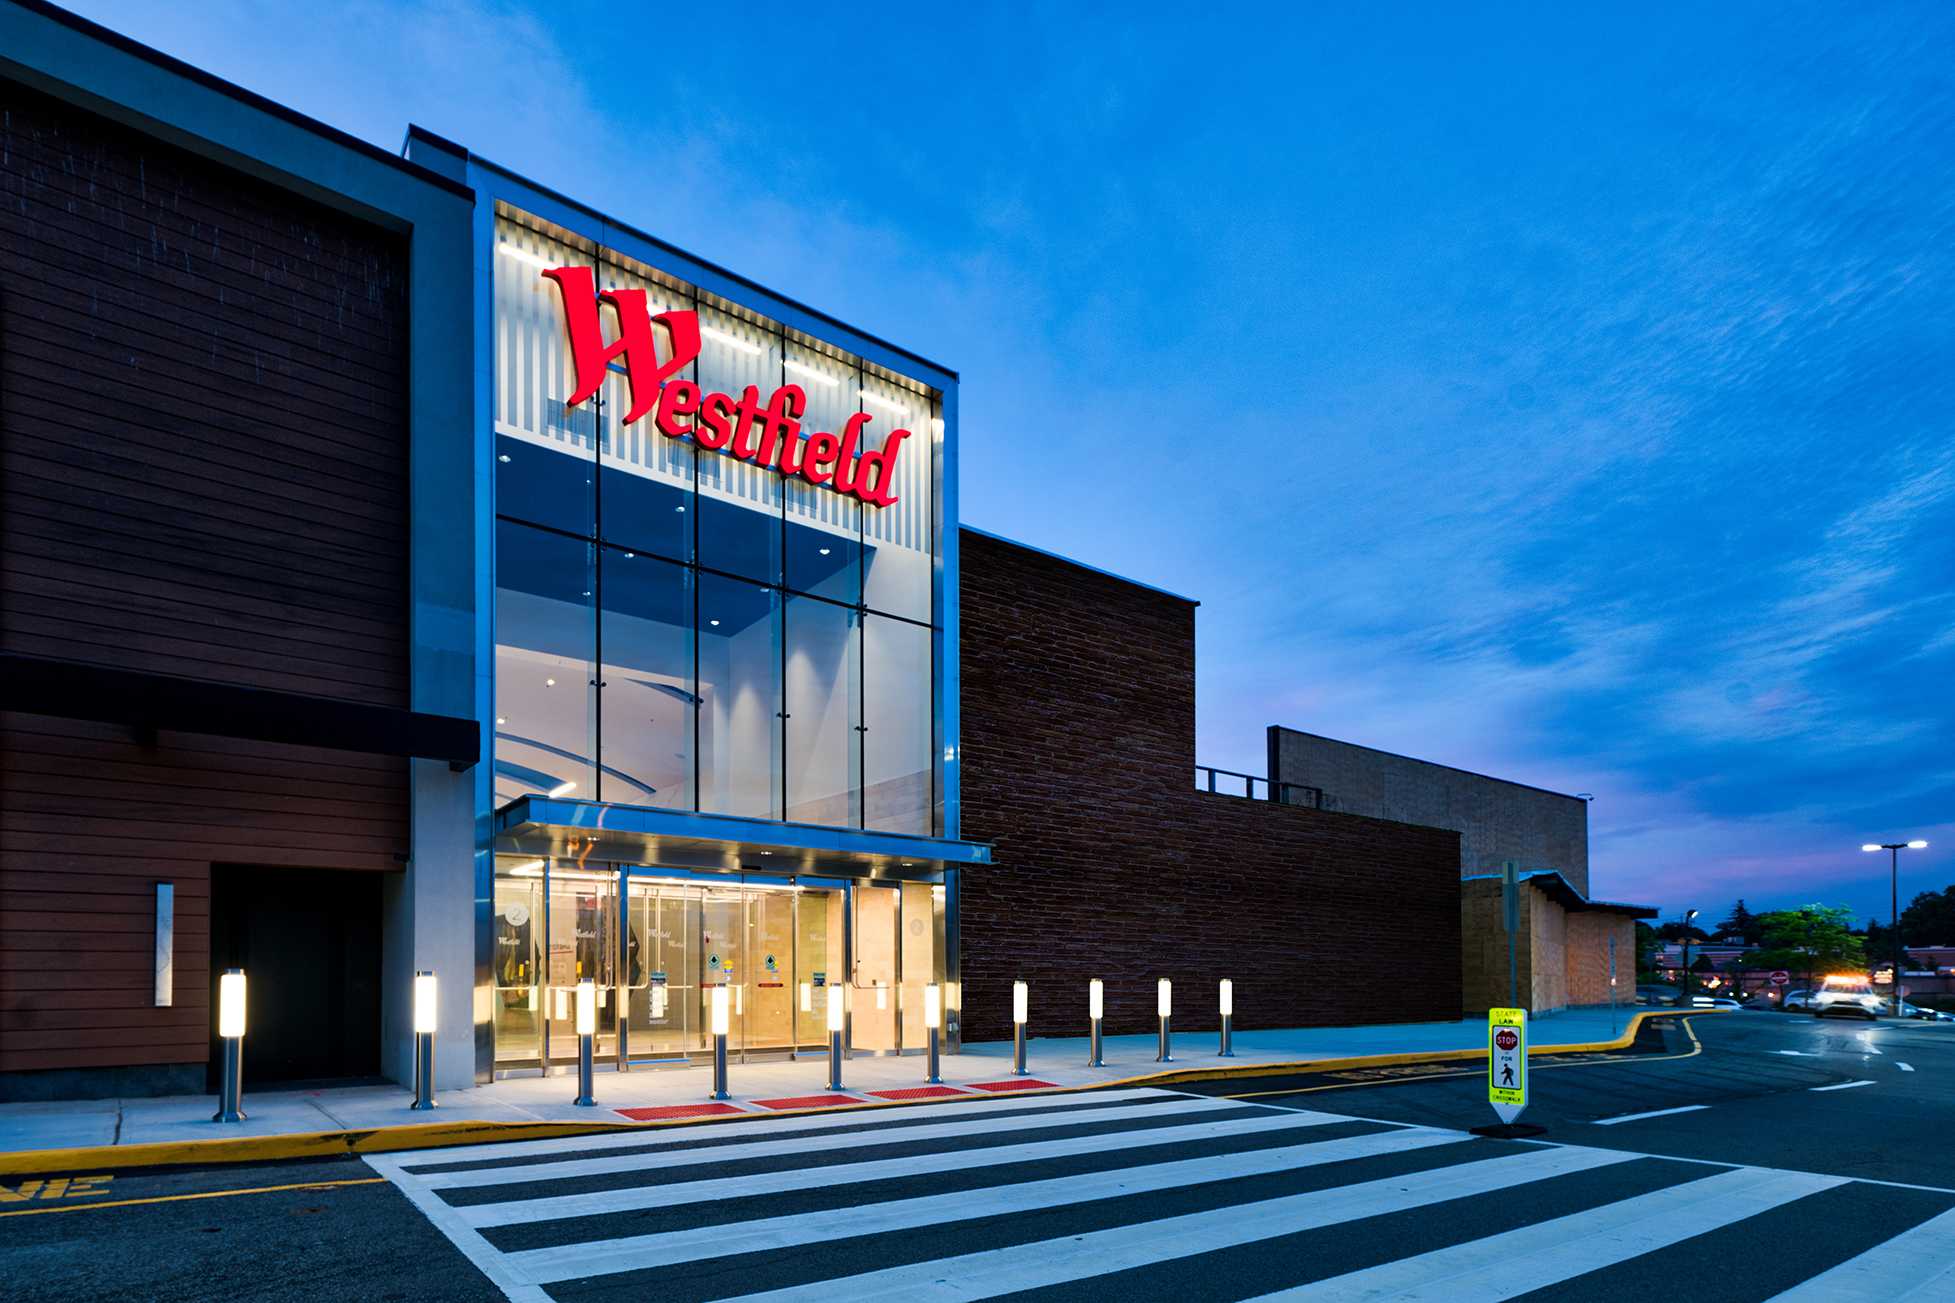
(493, 797, 990, 883)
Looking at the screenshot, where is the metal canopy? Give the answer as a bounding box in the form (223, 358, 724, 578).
(492, 797, 991, 883)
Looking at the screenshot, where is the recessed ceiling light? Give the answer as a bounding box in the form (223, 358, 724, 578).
(546, 678, 556, 686)
(496, 717, 506, 724)
(499, 454, 510, 462)
(676, 506, 685, 512)
(710, 619, 720, 626)
(819, 548, 830, 555)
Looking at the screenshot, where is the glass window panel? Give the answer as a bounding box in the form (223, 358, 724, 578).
(783, 594, 859, 827)
(785, 479, 859, 603)
(748, 885, 797, 1051)
(495, 521, 595, 807)
(596, 261, 695, 560)
(698, 572, 781, 819)
(494, 220, 598, 533)
(545, 863, 617, 1062)
(600, 549, 693, 809)
(795, 885, 844, 1048)
(862, 614, 933, 835)
(492, 856, 546, 1064)
(623, 875, 696, 1060)
(497, 433, 593, 537)
(859, 384, 933, 622)
(600, 463, 693, 563)
(901, 881, 939, 1050)
(851, 884, 899, 1052)
(696, 487, 782, 586)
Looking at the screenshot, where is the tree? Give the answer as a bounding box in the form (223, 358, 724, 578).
(1634, 922, 1665, 980)
(1717, 900, 1763, 945)
(1899, 886, 1955, 947)
(1748, 905, 1865, 984)
(1657, 920, 1711, 943)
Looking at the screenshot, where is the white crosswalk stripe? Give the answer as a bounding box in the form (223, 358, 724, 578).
(367, 1086, 1955, 1303)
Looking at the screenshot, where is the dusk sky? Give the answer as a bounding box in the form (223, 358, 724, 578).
(70, 1, 1953, 925)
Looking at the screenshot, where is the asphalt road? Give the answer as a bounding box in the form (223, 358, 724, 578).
(7, 1009, 1951, 1302)
(1183, 1008, 1955, 1187)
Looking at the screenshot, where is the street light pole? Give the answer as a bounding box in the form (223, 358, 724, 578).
(1865, 841, 1929, 1017)
(1681, 909, 1698, 1007)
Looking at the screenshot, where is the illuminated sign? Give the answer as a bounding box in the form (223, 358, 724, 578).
(544, 265, 910, 507)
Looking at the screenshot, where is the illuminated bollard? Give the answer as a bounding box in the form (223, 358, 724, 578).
(213, 969, 247, 1123)
(710, 985, 731, 1100)
(1012, 980, 1030, 1075)
(1087, 979, 1105, 1067)
(574, 978, 597, 1106)
(1156, 978, 1174, 1063)
(1218, 978, 1235, 1057)
(925, 982, 944, 1084)
(412, 971, 439, 1109)
(824, 981, 847, 1091)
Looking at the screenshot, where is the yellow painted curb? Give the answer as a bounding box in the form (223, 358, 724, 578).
(0, 1010, 1685, 1176)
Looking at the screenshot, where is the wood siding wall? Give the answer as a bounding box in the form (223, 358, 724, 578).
(0, 80, 413, 1086)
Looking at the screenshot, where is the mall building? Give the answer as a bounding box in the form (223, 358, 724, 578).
(0, 0, 1464, 1102)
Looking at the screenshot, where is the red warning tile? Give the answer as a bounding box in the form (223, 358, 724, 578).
(967, 1080, 1062, 1092)
(752, 1094, 863, 1110)
(614, 1103, 748, 1121)
(864, 1086, 970, 1101)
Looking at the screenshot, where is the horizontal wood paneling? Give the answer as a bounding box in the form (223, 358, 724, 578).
(0, 80, 414, 1079)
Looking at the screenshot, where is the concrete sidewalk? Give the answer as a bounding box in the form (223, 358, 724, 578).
(0, 1007, 1657, 1168)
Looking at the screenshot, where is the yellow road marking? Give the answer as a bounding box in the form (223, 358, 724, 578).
(0, 1177, 386, 1218)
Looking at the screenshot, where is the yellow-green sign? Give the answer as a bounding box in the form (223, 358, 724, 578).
(1488, 1007, 1527, 1122)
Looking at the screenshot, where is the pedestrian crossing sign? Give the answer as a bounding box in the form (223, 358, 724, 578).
(1488, 1007, 1527, 1123)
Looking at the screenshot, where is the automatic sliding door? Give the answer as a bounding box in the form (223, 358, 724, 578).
(546, 867, 616, 1064)
(852, 885, 899, 1051)
(623, 877, 696, 1059)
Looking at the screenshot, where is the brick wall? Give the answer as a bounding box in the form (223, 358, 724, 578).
(956, 530, 1462, 1043)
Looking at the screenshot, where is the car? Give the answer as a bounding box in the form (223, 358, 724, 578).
(1781, 989, 1814, 1011)
(1635, 985, 1684, 1007)
(1700, 997, 1743, 1011)
(1810, 979, 1886, 1020)
(1898, 1002, 1955, 1021)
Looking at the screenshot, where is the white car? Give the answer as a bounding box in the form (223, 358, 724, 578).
(1811, 980, 1886, 1020)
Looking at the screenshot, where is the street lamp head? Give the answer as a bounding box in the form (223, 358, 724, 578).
(1863, 845, 1881, 852)
(1909, 841, 1928, 848)
(1685, 909, 1698, 921)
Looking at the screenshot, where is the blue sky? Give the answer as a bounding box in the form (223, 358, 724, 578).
(72, 1, 1953, 924)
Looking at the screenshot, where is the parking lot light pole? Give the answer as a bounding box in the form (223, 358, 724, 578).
(213, 969, 247, 1123)
(1218, 979, 1234, 1056)
(411, 971, 438, 1110)
(1012, 981, 1029, 1075)
(1865, 841, 1929, 1016)
(574, 978, 597, 1106)
(1087, 979, 1105, 1067)
(1156, 979, 1173, 1063)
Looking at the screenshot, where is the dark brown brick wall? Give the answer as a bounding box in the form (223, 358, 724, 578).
(957, 529, 1462, 1042)
(0, 80, 411, 1080)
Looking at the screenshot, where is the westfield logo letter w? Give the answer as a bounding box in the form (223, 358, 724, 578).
(542, 265, 700, 425)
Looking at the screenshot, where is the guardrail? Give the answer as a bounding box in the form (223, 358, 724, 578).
(1194, 766, 1323, 809)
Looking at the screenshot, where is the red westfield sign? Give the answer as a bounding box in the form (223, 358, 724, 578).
(543, 266, 909, 507)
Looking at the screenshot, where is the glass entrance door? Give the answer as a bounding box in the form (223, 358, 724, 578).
(622, 875, 695, 1059)
(852, 884, 899, 1051)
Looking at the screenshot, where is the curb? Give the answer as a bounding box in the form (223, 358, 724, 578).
(0, 1011, 1678, 1176)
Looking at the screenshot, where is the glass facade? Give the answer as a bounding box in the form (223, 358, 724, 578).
(492, 212, 943, 835)
(491, 856, 944, 1068)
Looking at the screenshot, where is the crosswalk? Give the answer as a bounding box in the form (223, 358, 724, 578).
(367, 1086, 1955, 1303)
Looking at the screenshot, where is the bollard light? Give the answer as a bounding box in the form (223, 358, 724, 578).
(710, 985, 731, 1100)
(576, 978, 596, 1036)
(1012, 980, 1030, 1076)
(414, 972, 439, 1034)
(213, 968, 247, 1122)
(1156, 977, 1174, 1063)
(1218, 978, 1235, 1058)
(411, 970, 439, 1110)
(1087, 978, 1105, 1068)
(219, 970, 247, 1039)
(573, 978, 597, 1106)
(824, 981, 846, 1091)
(924, 982, 944, 1084)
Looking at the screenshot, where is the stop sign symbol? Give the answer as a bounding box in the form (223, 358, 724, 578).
(1769, 971, 1790, 986)
(1495, 1028, 1519, 1051)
